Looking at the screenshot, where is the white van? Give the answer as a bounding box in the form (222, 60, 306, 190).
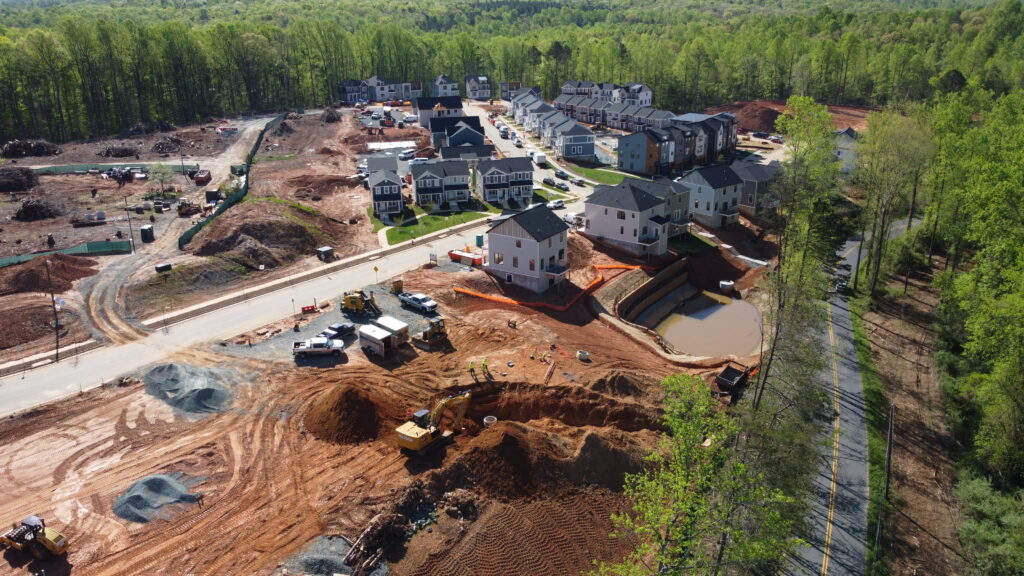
(398, 149, 416, 160)
(533, 153, 548, 167)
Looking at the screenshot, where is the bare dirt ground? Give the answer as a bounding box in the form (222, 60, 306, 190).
(0, 240, 758, 576)
(705, 99, 874, 132)
(860, 258, 970, 576)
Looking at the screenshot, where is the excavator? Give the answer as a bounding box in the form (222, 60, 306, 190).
(395, 391, 471, 455)
(340, 289, 381, 316)
(0, 515, 69, 559)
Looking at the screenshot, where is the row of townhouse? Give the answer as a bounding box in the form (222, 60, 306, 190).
(560, 81, 653, 108)
(551, 96, 679, 133)
(508, 93, 597, 161)
(338, 76, 424, 103)
(617, 113, 740, 176)
(409, 157, 535, 208)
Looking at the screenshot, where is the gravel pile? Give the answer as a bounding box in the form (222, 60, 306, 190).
(143, 363, 233, 414)
(112, 473, 199, 523)
(274, 535, 388, 576)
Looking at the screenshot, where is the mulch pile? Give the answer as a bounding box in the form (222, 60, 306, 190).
(273, 121, 295, 137)
(123, 120, 175, 137)
(1, 139, 60, 158)
(0, 253, 98, 296)
(151, 135, 183, 153)
(98, 145, 138, 158)
(705, 101, 781, 133)
(0, 167, 39, 192)
(14, 197, 65, 221)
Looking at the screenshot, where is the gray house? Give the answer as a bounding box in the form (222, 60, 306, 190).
(433, 74, 459, 97)
(466, 75, 492, 100)
(731, 160, 781, 217)
(411, 160, 471, 209)
(429, 116, 483, 148)
(369, 169, 404, 219)
(552, 121, 596, 161)
(476, 157, 534, 204)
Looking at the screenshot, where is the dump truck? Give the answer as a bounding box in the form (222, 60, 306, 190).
(341, 289, 381, 316)
(1, 515, 69, 559)
(395, 391, 471, 455)
(397, 291, 437, 313)
(292, 336, 345, 358)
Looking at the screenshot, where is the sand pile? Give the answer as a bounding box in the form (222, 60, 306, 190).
(113, 473, 199, 523)
(306, 383, 401, 444)
(143, 363, 232, 414)
(192, 211, 319, 265)
(589, 370, 654, 397)
(0, 253, 98, 296)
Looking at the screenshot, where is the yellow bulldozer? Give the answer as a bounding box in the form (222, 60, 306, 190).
(0, 515, 69, 559)
(340, 289, 381, 316)
(395, 391, 471, 455)
(411, 317, 448, 351)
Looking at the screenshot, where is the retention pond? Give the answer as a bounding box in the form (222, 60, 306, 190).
(654, 292, 761, 357)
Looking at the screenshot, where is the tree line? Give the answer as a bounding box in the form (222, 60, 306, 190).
(2, 0, 1024, 143)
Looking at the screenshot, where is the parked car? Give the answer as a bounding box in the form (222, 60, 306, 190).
(554, 182, 570, 192)
(513, 139, 524, 147)
(554, 169, 569, 180)
(752, 131, 769, 139)
(769, 135, 783, 144)
(546, 200, 565, 209)
(409, 157, 430, 165)
(542, 177, 556, 186)
(398, 149, 416, 160)
(370, 112, 382, 120)
(570, 177, 585, 186)
(328, 322, 356, 337)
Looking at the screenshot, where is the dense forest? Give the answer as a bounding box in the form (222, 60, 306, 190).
(1, 0, 1023, 142)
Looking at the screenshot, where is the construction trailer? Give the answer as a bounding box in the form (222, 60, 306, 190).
(358, 324, 394, 357)
(372, 315, 410, 344)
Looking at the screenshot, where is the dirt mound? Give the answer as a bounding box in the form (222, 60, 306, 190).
(123, 120, 175, 137)
(320, 109, 341, 123)
(192, 212, 319, 267)
(0, 253, 98, 296)
(0, 167, 39, 192)
(143, 363, 232, 414)
(589, 370, 653, 397)
(1, 139, 59, 158)
(286, 174, 355, 196)
(98, 145, 138, 158)
(705, 101, 780, 133)
(151, 135, 183, 153)
(112, 473, 199, 523)
(14, 196, 65, 221)
(273, 121, 295, 137)
(305, 383, 400, 444)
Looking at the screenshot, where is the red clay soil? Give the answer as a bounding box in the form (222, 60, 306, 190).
(705, 99, 874, 131)
(0, 252, 98, 296)
(685, 247, 752, 291)
(305, 383, 405, 444)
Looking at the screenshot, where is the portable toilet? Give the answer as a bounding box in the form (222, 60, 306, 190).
(140, 225, 155, 243)
(316, 246, 334, 262)
(475, 234, 484, 248)
(373, 315, 410, 344)
(359, 324, 392, 356)
(391, 279, 404, 294)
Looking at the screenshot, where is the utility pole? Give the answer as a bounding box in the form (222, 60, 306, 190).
(46, 260, 59, 362)
(123, 194, 136, 254)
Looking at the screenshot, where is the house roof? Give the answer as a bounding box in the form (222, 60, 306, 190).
(835, 127, 858, 138)
(626, 83, 650, 93)
(508, 86, 542, 99)
(644, 109, 677, 121)
(496, 205, 569, 241)
(414, 96, 463, 112)
(686, 164, 744, 188)
(622, 105, 644, 116)
(368, 170, 402, 187)
(730, 161, 781, 183)
(675, 112, 713, 123)
(411, 159, 470, 179)
(439, 144, 496, 160)
(628, 177, 691, 200)
(446, 121, 483, 136)
(526, 102, 555, 115)
(429, 115, 481, 133)
(513, 92, 540, 104)
(563, 80, 594, 89)
(435, 74, 457, 85)
(478, 157, 533, 174)
(555, 121, 593, 136)
(605, 102, 630, 114)
(366, 75, 386, 84)
(367, 156, 398, 173)
(466, 75, 490, 84)
(553, 94, 573, 105)
(586, 180, 666, 212)
(597, 82, 617, 91)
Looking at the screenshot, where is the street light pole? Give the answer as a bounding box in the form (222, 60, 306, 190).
(45, 260, 59, 362)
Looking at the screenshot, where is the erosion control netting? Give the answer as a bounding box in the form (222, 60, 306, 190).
(305, 383, 405, 444)
(0, 253, 98, 296)
(143, 363, 233, 414)
(112, 473, 200, 523)
(274, 535, 388, 576)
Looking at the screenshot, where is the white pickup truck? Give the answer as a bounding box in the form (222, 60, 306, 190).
(397, 291, 438, 313)
(293, 337, 345, 358)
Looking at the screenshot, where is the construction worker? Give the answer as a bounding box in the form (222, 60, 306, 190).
(468, 361, 476, 380)
(196, 492, 205, 508)
(481, 358, 489, 378)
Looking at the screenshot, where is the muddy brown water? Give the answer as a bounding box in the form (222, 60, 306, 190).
(655, 293, 761, 357)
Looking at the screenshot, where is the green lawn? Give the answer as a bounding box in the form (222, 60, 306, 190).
(366, 205, 387, 233)
(533, 187, 568, 202)
(563, 163, 629, 185)
(385, 211, 487, 245)
(669, 231, 715, 254)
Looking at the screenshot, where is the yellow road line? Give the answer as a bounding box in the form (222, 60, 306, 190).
(821, 303, 842, 575)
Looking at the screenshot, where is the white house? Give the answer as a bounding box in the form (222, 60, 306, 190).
(413, 96, 463, 127)
(584, 179, 677, 256)
(433, 74, 459, 97)
(486, 205, 570, 293)
(677, 164, 744, 228)
(475, 157, 534, 204)
(835, 127, 858, 174)
(465, 75, 492, 100)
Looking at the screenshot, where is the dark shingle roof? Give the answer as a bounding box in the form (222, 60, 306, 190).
(414, 96, 463, 112)
(368, 170, 402, 188)
(435, 74, 456, 84)
(478, 157, 533, 174)
(689, 164, 744, 188)
(367, 156, 398, 173)
(586, 180, 665, 212)
(411, 160, 470, 179)
(504, 205, 569, 241)
(555, 121, 593, 136)
(439, 144, 496, 160)
(429, 115, 481, 133)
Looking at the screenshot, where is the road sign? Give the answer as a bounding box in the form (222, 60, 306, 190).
(429, 253, 437, 263)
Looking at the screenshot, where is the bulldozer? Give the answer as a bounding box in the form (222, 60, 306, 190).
(411, 317, 448, 351)
(177, 199, 201, 217)
(395, 391, 471, 455)
(340, 289, 381, 316)
(0, 515, 69, 559)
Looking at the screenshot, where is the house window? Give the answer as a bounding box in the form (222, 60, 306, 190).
(616, 210, 626, 220)
(633, 228, 637, 237)
(706, 202, 710, 211)
(558, 248, 565, 260)
(642, 226, 648, 235)
(529, 259, 535, 271)
(732, 198, 737, 206)
(513, 256, 519, 268)
(494, 252, 504, 264)
(506, 274, 513, 283)
(548, 238, 552, 248)
(620, 226, 624, 235)
(695, 200, 699, 209)
(604, 208, 608, 215)
(540, 259, 545, 270)
(515, 239, 522, 248)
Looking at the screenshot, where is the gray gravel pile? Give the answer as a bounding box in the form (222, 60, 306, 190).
(275, 535, 388, 576)
(112, 473, 199, 523)
(143, 363, 233, 414)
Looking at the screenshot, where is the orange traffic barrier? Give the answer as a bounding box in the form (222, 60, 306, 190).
(593, 264, 656, 271)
